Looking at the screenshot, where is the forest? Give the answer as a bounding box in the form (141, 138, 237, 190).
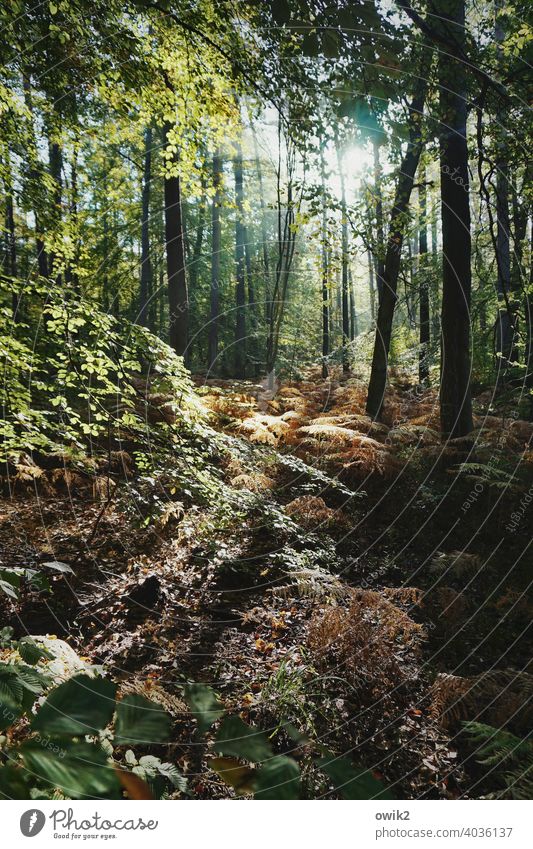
(0, 0, 531, 803)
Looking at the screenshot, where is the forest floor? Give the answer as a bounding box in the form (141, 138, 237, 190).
(1, 369, 531, 799)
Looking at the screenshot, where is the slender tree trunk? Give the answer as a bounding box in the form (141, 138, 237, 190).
(493, 2, 515, 378)
(208, 150, 222, 372)
(438, 0, 473, 438)
(349, 268, 358, 339)
(23, 76, 48, 278)
(525, 225, 533, 387)
(366, 74, 428, 419)
(373, 138, 385, 302)
(2, 149, 19, 317)
(163, 123, 188, 359)
(367, 249, 376, 323)
(47, 130, 62, 280)
(189, 174, 207, 292)
(244, 224, 259, 376)
(336, 140, 350, 373)
(233, 144, 247, 378)
(320, 147, 329, 378)
(252, 127, 271, 324)
(139, 127, 153, 327)
(419, 163, 430, 382)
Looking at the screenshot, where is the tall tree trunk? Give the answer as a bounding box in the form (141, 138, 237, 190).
(419, 163, 430, 382)
(252, 127, 271, 324)
(525, 226, 533, 387)
(366, 74, 428, 419)
(266, 119, 299, 377)
(493, 2, 515, 378)
(2, 148, 19, 317)
(367, 248, 376, 323)
(163, 123, 188, 359)
(349, 268, 358, 339)
(139, 127, 153, 327)
(244, 224, 259, 377)
(208, 150, 222, 372)
(373, 138, 385, 302)
(320, 147, 329, 378)
(23, 76, 48, 278)
(188, 173, 207, 292)
(438, 0, 473, 438)
(233, 144, 247, 378)
(47, 130, 62, 280)
(336, 140, 350, 373)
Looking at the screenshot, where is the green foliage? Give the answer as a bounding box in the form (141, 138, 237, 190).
(463, 722, 533, 800)
(0, 632, 180, 800)
(183, 683, 391, 800)
(1, 277, 201, 462)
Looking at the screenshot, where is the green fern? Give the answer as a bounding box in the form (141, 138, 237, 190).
(463, 722, 533, 799)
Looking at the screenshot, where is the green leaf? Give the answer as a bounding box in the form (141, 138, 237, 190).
(214, 716, 272, 762)
(114, 694, 171, 745)
(317, 753, 394, 799)
(0, 694, 24, 731)
(21, 741, 121, 799)
(32, 675, 116, 737)
(183, 683, 225, 735)
(301, 32, 320, 57)
(0, 765, 31, 799)
(254, 755, 300, 799)
(321, 30, 341, 59)
(17, 638, 54, 665)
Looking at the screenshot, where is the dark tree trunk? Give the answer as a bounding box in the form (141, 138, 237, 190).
(252, 127, 271, 324)
(208, 150, 222, 372)
(373, 138, 385, 302)
(23, 76, 49, 278)
(244, 224, 259, 377)
(349, 268, 358, 340)
(2, 149, 19, 317)
(320, 148, 329, 378)
(438, 0, 473, 438)
(419, 165, 430, 382)
(188, 173, 207, 292)
(526, 227, 533, 387)
(493, 4, 516, 378)
(367, 249, 376, 323)
(47, 134, 62, 280)
(233, 144, 247, 378)
(139, 127, 153, 327)
(336, 141, 350, 373)
(163, 123, 188, 359)
(366, 74, 428, 419)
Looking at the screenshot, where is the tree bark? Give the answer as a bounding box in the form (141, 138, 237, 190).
(418, 164, 430, 382)
(438, 0, 473, 438)
(373, 138, 385, 302)
(163, 122, 188, 359)
(139, 127, 153, 327)
(208, 150, 222, 372)
(23, 76, 49, 278)
(252, 127, 271, 324)
(336, 140, 350, 373)
(366, 74, 428, 419)
(320, 147, 329, 378)
(2, 148, 19, 317)
(233, 144, 247, 378)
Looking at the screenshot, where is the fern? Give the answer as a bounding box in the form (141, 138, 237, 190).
(463, 722, 533, 799)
